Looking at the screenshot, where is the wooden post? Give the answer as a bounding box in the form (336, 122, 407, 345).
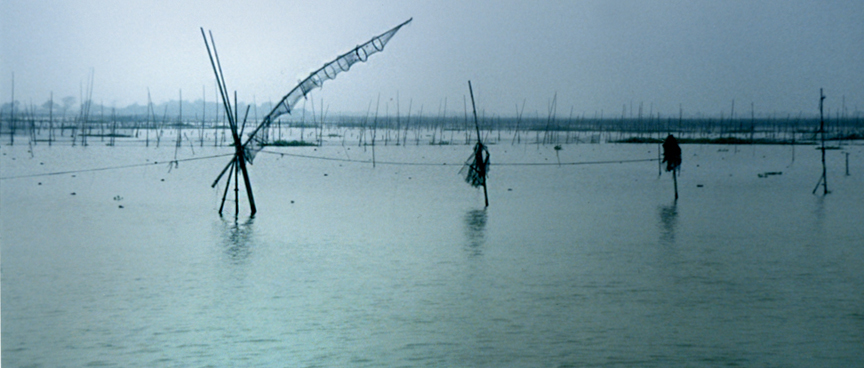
(372, 94, 379, 168)
(234, 93, 257, 216)
(9, 72, 14, 145)
(468, 81, 488, 207)
(234, 157, 240, 217)
(818, 89, 828, 195)
(846, 152, 850, 176)
(48, 91, 53, 146)
(219, 159, 235, 216)
(673, 167, 679, 200)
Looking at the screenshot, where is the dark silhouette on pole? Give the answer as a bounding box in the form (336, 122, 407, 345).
(662, 134, 682, 200)
(461, 81, 490, 207)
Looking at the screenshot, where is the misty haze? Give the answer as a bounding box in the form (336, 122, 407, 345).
(2, 1, 863, 367)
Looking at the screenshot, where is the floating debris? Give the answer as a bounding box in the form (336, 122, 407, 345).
(758, 172, 783, 178)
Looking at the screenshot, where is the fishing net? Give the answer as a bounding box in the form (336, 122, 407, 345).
(460, 142, 490, 187)
(662, 134, 681, 172)
(243, 18, 413, 162)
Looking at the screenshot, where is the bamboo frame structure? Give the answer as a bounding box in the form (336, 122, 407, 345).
(201, 28, 257, 217)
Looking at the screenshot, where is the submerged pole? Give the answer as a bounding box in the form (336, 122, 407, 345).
(673, 167, 679, 200)
(818, 88, 828, 195)
(219, 159, 235, 216)
(234, 156, 240, 217)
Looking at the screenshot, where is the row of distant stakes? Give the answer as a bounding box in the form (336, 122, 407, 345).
(199, 18, 840, 217)
(2, 19, 837, 216)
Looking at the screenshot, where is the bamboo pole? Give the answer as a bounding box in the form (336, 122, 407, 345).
(9, 72, 14, 145)
(372, 93, 379, 168)
(673, 167, 678, 200)
(468, 80, 488, 207)
(813, 88, 829, 195)
(219, 159, 235, 215)
(48, 91, 53, 146)
(234, 156, 240, 217)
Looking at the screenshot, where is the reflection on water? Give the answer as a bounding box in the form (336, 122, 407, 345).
(3, 144, 863, 367)
(219, 217, 255, 264)
(658, 201, 678, 245)
(463, 209, 487, 255)
(812, 195, 825, 232)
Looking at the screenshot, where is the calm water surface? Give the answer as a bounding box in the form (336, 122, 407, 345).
(2, 142, 863, 367)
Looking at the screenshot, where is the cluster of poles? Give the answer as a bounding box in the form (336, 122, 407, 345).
(3, 101, 861, 150)
(2, 13, 852, 214)
(201, 28, 257, 217)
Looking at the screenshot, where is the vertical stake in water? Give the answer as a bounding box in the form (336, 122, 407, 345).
(662, 134, 681, 201)
(813, 89, 828, 195)
(846, 152, 850, 176)
(468, 81, 489, 207)
(672, 166, 679, 200)
(201, 28, 256, 216)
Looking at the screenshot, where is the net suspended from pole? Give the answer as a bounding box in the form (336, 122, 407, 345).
(460, 142, 490, 188)
(243, 18, 413, 163)
(662, 134, 682, 172)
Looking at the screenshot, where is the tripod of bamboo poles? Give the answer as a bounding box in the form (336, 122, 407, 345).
(201, 28, 257, 217)
(813, 88, 829, 195)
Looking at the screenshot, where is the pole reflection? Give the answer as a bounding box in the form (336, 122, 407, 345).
(219, 216, 256, 265)
(464, 208, 487, 256)
(658, 201, 678, 245)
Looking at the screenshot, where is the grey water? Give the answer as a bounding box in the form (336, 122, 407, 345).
(2, 141, 863, 367)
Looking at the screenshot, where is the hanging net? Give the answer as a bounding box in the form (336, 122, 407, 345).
(243, 18, 412, 162)
(662, 134, 682, 172)
(460, 142, 490, 187)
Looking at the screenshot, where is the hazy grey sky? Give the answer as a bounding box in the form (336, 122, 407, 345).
(2, 0, 862, 118)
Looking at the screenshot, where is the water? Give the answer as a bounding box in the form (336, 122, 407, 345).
(2, 141, 863, 367)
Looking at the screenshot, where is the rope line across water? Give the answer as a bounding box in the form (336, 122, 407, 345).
(0, 153, 234, 180)
(1, 150, 660, 181)
(259, 150, 659, 167)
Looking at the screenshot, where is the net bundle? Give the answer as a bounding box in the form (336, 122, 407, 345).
(461, 142, 490, 187)
(662, 134, 682, 172)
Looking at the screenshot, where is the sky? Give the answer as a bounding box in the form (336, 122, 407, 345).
(1, 0, 862, 118)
